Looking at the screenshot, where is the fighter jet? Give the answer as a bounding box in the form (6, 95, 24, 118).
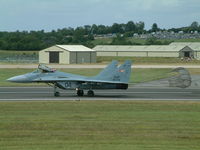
(7, 60, 132, 97)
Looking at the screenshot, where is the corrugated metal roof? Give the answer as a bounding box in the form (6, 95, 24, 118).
(170, 42, 200, 51)
(93, 45, 187, 52)
(56, 45, 95, 52)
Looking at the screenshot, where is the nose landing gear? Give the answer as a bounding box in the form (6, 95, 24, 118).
(54, 84, 60, 97)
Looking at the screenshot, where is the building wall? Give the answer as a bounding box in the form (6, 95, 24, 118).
(196, 52, 200, 60)
(70, 52, 96, 64)
(39, 46, 68, 64)
(148, 52, 179, 57)
(91, 52, 96, 63)
(77, 52, 91, 63)
(97, 52, 117, 57)
(70, 52, 77, 64)
(97, 51, 179, 57)
(118, 51, 147, 57)
(39, 50, 49, 64)
(59, 51, 69, 64)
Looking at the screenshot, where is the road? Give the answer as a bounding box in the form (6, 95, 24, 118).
(0, 87, 199, 101)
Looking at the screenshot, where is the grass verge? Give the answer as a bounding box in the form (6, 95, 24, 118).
(0, 101, 200, 150)
(97, 56, 200, 64)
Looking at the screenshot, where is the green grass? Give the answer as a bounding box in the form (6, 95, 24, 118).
(97, 56, 200, 64)
(0, 68, 172, 86)
(0, 101, 200, 150)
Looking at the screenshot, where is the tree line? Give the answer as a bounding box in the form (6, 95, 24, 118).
(0, 21, 199, 50)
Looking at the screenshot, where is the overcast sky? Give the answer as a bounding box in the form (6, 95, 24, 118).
(0, 0, 200, 31)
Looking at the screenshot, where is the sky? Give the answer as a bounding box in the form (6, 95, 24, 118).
(0, 0, 200, 31)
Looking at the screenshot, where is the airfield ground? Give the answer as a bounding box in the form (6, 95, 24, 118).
(0, 101, 199, 150)
(1, 65, 200, 150)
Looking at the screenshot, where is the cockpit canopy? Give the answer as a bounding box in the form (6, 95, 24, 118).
(38, 64, 56, 73)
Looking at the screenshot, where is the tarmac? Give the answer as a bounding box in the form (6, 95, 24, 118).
(0, 86, 199, 101)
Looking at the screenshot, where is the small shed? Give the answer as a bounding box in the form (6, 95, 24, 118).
(39, 45, 96, 64)
(170, 42, 200, 60)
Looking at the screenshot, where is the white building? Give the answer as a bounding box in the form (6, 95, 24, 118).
(39, 45, 96, 64)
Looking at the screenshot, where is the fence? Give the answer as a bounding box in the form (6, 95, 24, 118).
(0, 54, 38, 63)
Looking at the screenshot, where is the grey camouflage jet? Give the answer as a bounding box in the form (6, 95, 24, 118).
(7, 60, 132, 97)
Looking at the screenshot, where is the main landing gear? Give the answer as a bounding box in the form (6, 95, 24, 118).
(77, 89, 84, 96)
(76, 89, 95, 97)
(87, 90, 94, 97)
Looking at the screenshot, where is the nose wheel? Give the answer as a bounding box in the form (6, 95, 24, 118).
(87, 90, 94, 97)
(54, 84, 60, 97)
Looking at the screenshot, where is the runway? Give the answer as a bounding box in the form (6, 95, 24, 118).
(0, 86, 199, 101)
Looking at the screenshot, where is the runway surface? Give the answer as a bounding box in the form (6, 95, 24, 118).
(0, 86, 199, 101)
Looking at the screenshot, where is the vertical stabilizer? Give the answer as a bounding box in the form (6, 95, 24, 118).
(94, 60, 118, 80)
(116, 60, 132, 83)
(95, 60, 132, 83)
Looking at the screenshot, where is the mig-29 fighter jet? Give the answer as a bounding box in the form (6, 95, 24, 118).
(7, 60, 132, 97)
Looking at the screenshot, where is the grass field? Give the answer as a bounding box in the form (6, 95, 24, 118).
(97, 56, 200, 64)
(0, 68, 172, 86)
(0, 101, 200, 150)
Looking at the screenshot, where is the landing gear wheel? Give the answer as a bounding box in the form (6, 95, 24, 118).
(54, 92, 60, 97)
(87, 90, 94, 97)
(77, 90, 84, 96)
(53, 84, 60, 97)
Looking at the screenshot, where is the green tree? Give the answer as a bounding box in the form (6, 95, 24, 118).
(190, 21, 199, 28)
(125, 21, 136, 32)
(111, 34, 132, 45)
(151, 23, 159, 32)
(136, 21, 145, 34)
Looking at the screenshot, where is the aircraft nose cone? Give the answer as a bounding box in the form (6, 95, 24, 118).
(7, 75, 28, 83)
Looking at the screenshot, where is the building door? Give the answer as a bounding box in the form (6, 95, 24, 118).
(184, 52, 190, 58)
(49, 52, 59, 63)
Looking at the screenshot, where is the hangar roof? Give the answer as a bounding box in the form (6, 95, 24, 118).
(93, 45, 188, 52)
(170, 42, 200, 51)
(56, 45, 95, 52)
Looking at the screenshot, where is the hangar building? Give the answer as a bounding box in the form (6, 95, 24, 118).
(93, 45, 192, 58)
(93, 45, 200, 60)
(39, 45, 96, 64)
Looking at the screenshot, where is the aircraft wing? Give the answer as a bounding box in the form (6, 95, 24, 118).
(33, 76, 127, 84)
